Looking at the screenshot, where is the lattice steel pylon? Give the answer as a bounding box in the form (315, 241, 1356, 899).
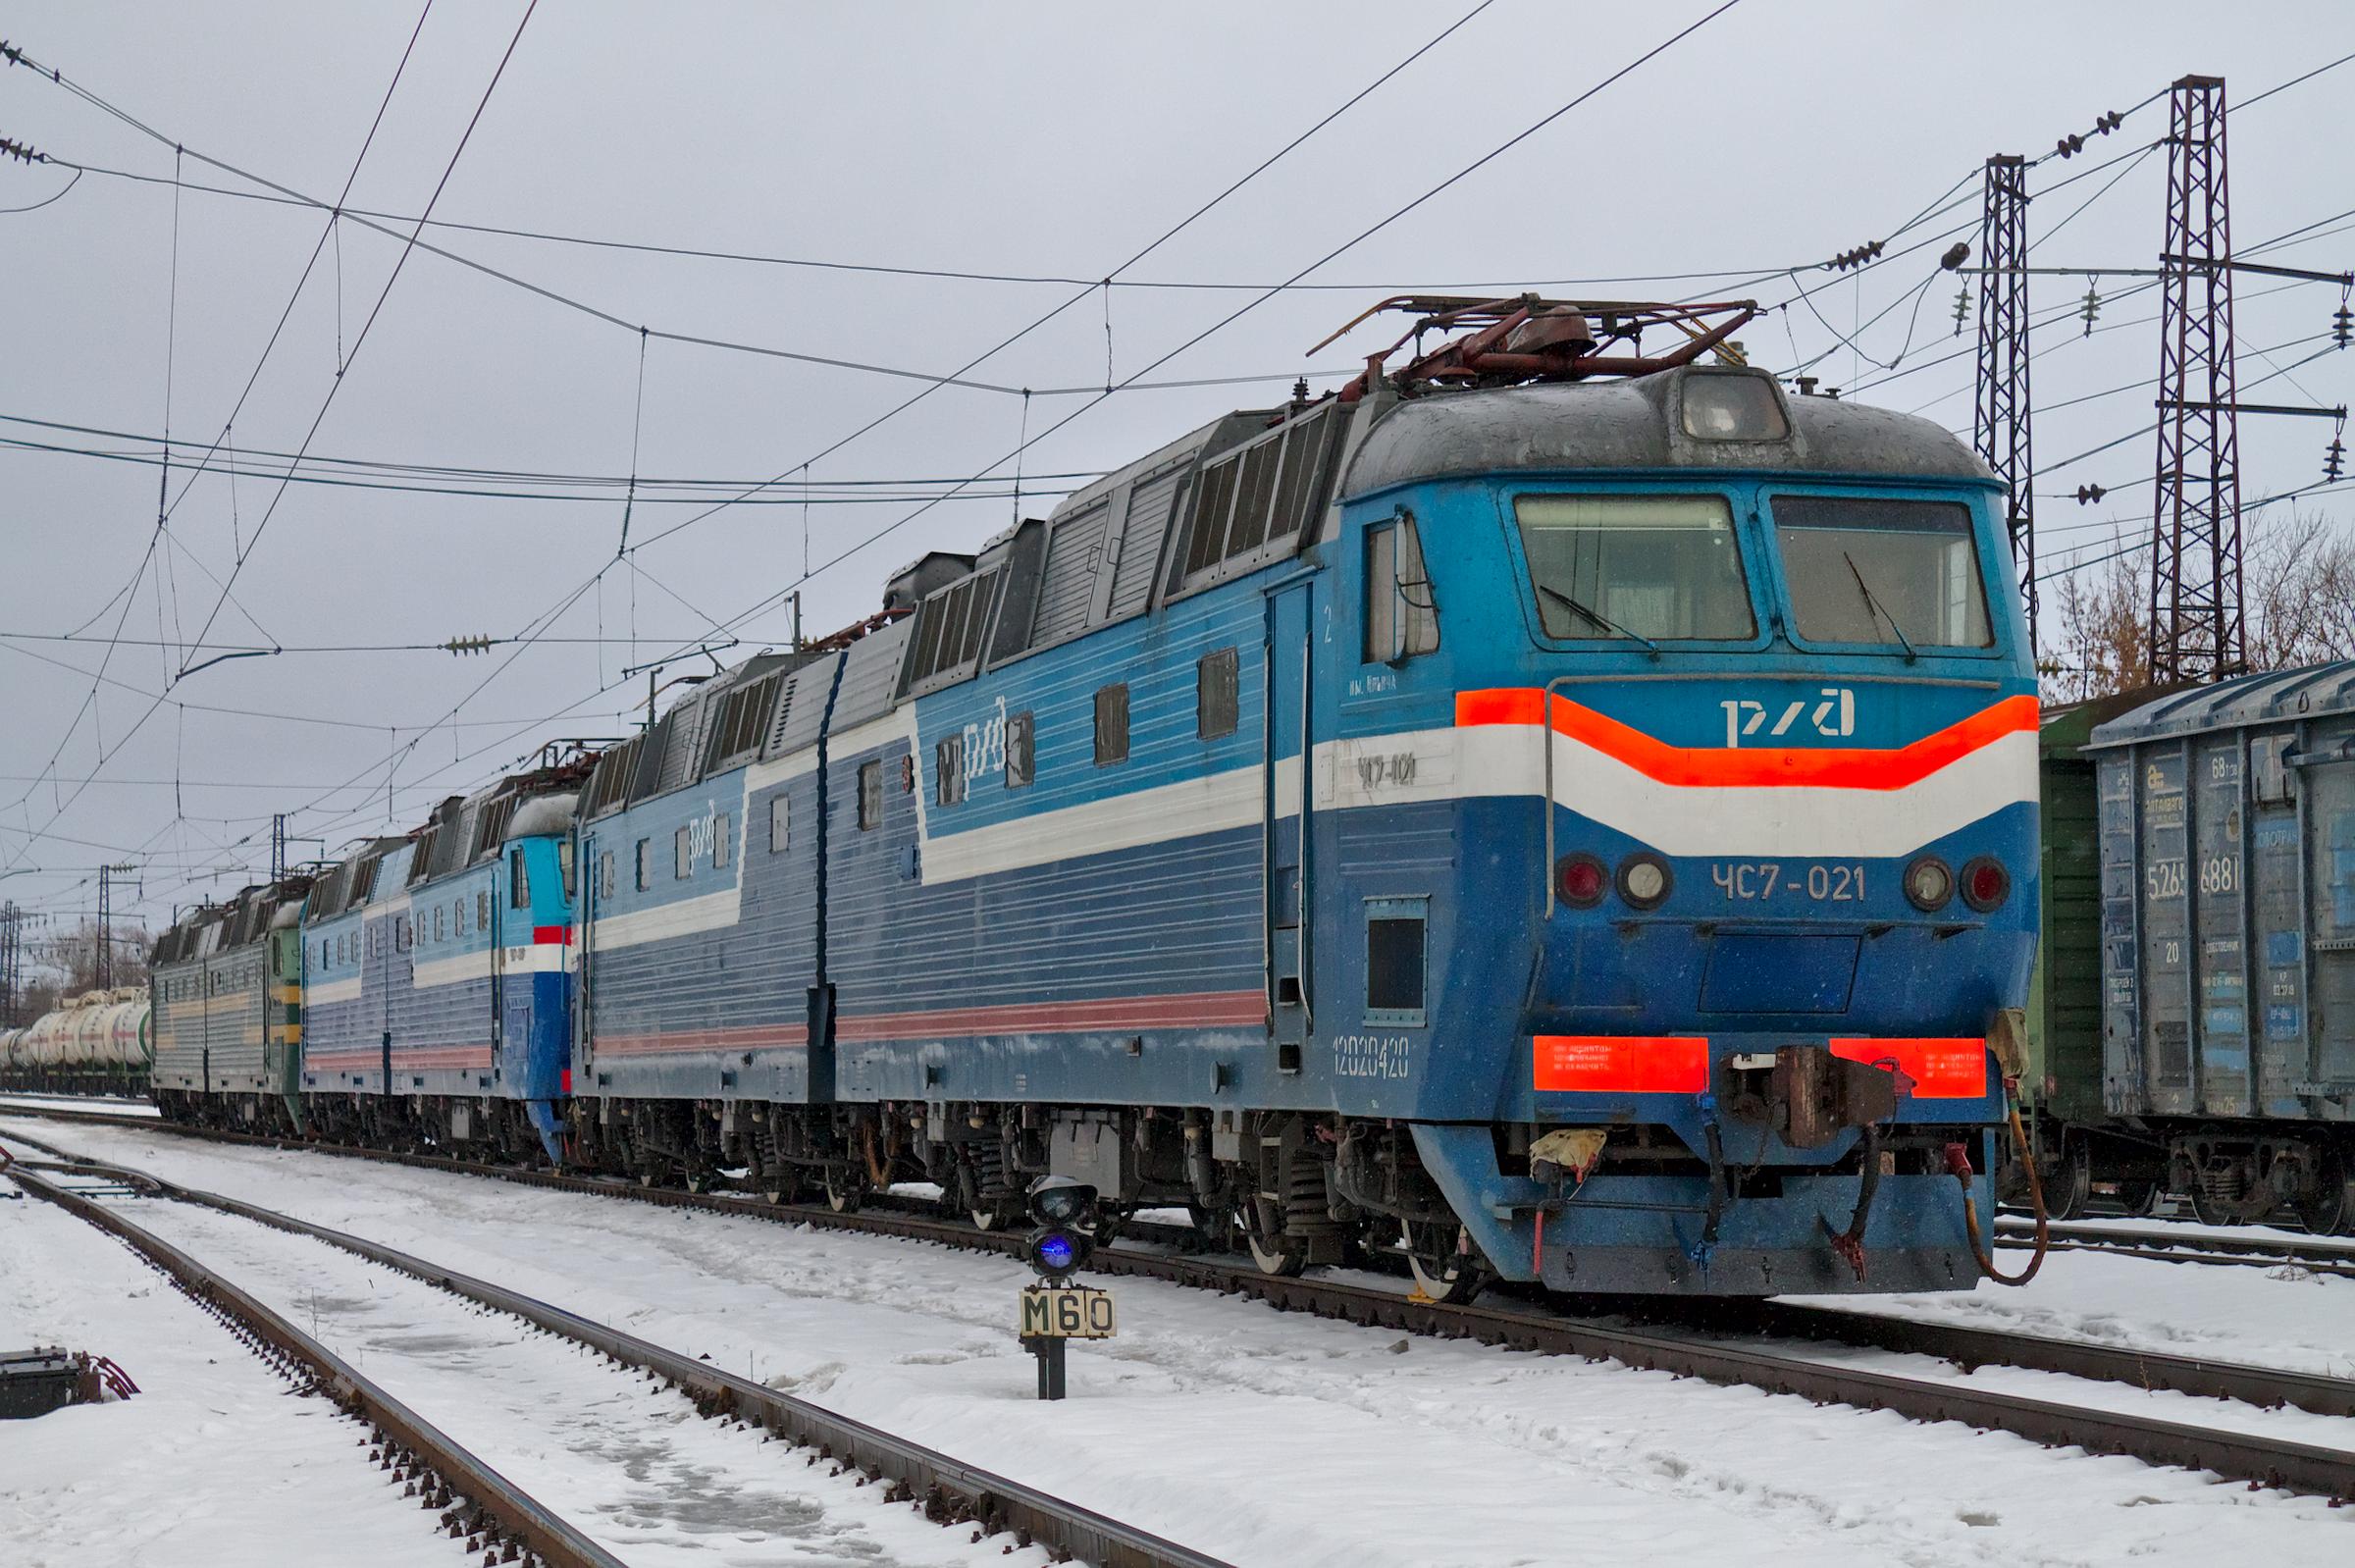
(96, 862, 136, 991)
(0, 900, 24, 1027)
(2148, 75, 2243, 683)
(1972, 154, 2036, 650)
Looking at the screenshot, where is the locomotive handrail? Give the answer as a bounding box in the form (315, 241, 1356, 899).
(1541, 674, 1578, 918)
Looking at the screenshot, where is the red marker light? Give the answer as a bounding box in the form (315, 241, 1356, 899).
(1961, 856, 2010, 912)
(1556, 854, 1608, 908)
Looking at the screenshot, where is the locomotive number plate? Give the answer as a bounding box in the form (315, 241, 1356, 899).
(1709, 862, 1865, 902)
(1019, 1285, 1118, 1339)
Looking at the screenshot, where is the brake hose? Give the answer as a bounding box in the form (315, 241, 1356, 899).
(1947, 1078, 2049, 1286)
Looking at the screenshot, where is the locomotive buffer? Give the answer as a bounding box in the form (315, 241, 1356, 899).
(1017, 1176, 1115, 1400)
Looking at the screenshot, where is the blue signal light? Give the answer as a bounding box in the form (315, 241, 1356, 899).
(1036, 1231, 1077, 1273)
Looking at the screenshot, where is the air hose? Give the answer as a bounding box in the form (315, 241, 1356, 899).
(1947, 1077, 2049, 1286)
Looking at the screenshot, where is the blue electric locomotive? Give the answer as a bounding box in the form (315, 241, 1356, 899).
(294, 761, 587, 1161)
(558, 297, 2040, 1297)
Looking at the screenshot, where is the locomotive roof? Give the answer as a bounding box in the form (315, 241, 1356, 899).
(2088, 661, 2355, 747)
(1340, 364, 1995, 497)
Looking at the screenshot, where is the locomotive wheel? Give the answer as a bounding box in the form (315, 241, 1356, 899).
(1239, 1198, 1309, 1277)
(2112, 1179, 2161, 1218)
(1246, 1228, 1309, 1278)
(1400, 1220, 1486, 1306)
(824, 1165, 866, 1214)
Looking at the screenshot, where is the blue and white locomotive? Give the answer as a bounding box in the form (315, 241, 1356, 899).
(295, 763, 585, 1161)
(159, 296, 2041, 1297)
(553, 297, 2038, 1295)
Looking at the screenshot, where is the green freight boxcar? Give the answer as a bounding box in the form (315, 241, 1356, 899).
(2021, 689, 2172, 1217)
(2025, 670, 2355, 1231)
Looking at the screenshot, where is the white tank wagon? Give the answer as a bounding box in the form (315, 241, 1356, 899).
(0, 989, 155, 1097)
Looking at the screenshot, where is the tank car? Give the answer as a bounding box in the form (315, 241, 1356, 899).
(564, 296, 2037, 1297)
(23, 1005, 73, 1092)
(152, 880, 307, 1128)
(296, 759, 587, 1161)
(2024, 665, 2355, 1230)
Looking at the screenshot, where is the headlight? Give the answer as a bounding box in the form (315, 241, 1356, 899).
(1616, 853, 1672, 911)
(1905, 856, 1955, 912)
(1679, 371, 1791, 442)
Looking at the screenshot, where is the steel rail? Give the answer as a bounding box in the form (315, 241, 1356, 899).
(1726, 1300, 2355, 1419)
(0, 1127, 1232, 1568)
(5, 1163, 626, 1568)
(10, 1106, 2355, 1500)
(1996, 1215, 2355, 1277)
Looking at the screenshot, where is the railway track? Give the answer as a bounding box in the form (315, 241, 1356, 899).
(6, 1157, 626, 1568)
(2, 1127, 1234, 1568)
(10, 1105, 2355, 1501)
(1997, 1215, 2355, 1279)
(7, 1127, 1236, 1567)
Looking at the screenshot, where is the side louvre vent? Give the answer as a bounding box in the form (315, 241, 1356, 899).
(763, 678, 797, 754)
(705, 670, 782, 775)
(655, 696, 713, 794)
(1031, 501, 1111, 649)
(1174, 401, 1345, 594)
(1108, 465, 1185, 616)
(582, 735, 645, 819)
(908, 569, 1000, 689)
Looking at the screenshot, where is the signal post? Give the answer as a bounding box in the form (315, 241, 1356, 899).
(1016, 1176, 1116, 1400)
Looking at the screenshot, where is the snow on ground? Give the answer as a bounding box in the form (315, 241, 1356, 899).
(0, 1092, 156, 1116)
(103, 1194, 1052, 1568)
(0, 1179, 472, 1568)
(1790, 1239, 2355, 1383)
(8, 1117, 2354, 1568)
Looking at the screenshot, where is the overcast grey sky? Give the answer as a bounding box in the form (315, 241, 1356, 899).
(2, 0, 2349, 939)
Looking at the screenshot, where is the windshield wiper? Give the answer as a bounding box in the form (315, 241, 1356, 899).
(1842, 552, 1917, 663)
(1538, 583, 1660, 657)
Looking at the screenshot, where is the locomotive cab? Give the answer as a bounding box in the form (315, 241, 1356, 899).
(1326, 355, 2037, 1293)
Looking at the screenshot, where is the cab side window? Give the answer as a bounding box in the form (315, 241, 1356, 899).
(1365, 513, 1439, 662)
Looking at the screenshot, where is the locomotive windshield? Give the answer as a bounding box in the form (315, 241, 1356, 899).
(1770, 496, 1992, 648)
(1514, 494, 1755, 642)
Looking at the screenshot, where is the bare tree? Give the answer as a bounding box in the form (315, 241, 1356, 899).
(2244, 510, 2355, 670)
(34, 918, 153, 998)
(2042, 537, 2151, 704)
(2044, 509, 2355, 702)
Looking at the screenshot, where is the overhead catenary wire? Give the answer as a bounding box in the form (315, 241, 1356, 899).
(205, 2, 1528, 871)
(0, 4, 443, 873)
(169, 0, 543, 675)
(27, 24, 2345, 917)
(71, 2, 1747, 916)
(617, 0, 1757, 671)
(45, 153, 1821, 295)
